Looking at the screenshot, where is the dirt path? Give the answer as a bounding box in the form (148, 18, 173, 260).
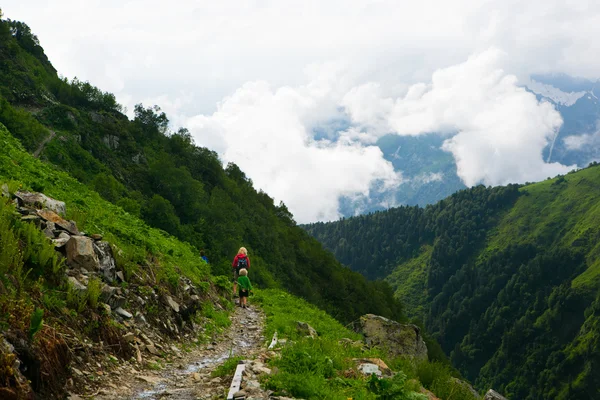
(91, 305, 266, 400)
(33, 129, 56, 158)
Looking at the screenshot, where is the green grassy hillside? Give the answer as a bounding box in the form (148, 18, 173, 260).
(0, 16, 403, 325)
(306, 166, 600, 399)
(254, 289, 478, 400)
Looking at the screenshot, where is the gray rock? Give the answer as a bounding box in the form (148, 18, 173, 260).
(102, 135, 120, 150)
(42, 221, 56, 238)
(15, 191, 66, 215)
(1, 184, 9, 198)
(485, 389, 508, 400)
(296, 321, 318, 338)
(135, 312, 148, 326)
(93, 241, 116, 281)
(68, 276, 87, 291)
(356, 314, 428, 361)
(145, 343, 160, 355)
(100, 285, 117, 302)
(37, 209, 79, 234)
(357, 363, 383, 377)
(115, 307, 133, 319)
(66, 236, 100, 270)
(122, 332, 136, 342)
(163, 295, 180, 313)
(108, 295, 127, 310)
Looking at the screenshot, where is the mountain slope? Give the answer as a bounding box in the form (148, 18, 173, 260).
(305, 166, 600, 398)
(0, 17, 403, 325)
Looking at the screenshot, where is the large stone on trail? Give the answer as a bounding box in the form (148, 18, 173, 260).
(485, 389, 508, 400)
(37, 209, 80, 235)
(357, 314, 428, 361)
(15, 191, 66, 215)
(93, 241, 116, 281)
(296, 321, 318, 338)
(66, 236, 100, 270)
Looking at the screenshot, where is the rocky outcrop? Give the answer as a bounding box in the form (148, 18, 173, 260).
(356, 314, 428, 361)
(15, 190, 66, 215)
(485, 389, 508, 400)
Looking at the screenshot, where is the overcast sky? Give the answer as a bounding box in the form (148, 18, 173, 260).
(4, 1, 599, 222)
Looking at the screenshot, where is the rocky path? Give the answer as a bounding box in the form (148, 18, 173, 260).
(91, 305, 266, 400)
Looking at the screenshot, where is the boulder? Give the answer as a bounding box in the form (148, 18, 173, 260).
(356, 314, 428, 361)
(353, 358, 392, 376)
(15, 191, 66, 216)
(296, 321, 318, 338)
(37, 209, 80, 235)
(485, 389, 508, 400)
(66, 236, 100, 270)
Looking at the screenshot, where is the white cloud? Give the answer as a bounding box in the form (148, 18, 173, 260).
(1, 1, 595, 220)
(413, 172, 444, 185)
(343, 49, 575, 186)
(187, 79, 401, 223)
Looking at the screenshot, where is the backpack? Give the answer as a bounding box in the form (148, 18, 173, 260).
(236, 256, 248, 271)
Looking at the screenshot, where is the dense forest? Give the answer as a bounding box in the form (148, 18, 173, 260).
(305, 169, 600, 399)
(0, 15, 403, 324)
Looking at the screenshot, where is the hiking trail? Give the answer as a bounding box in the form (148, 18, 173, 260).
(90, 305, 266, 400)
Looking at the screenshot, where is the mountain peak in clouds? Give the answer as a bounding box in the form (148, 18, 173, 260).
(530, 73, 597, 93)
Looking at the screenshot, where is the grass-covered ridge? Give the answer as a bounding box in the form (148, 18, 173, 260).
(0, 123, 209, 286)
(254, 289, 479, 400)
(306, 165, 600, 398)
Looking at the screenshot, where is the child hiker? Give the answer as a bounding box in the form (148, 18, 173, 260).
(237, 268, 252, 308)
(232, 247, 250, 297)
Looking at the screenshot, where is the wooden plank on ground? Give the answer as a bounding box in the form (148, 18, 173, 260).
(268, 331, 278, 349)
(226, 363, 246, 400)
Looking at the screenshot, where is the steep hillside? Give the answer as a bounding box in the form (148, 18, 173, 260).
(305, 166, 600, 399)
(0, 17, 402, 325)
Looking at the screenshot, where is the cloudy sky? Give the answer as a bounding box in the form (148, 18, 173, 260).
(4, 0, 599, 222)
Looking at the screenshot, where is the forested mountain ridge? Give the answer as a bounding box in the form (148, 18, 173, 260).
(0, 16, 403, 324)
(305, 166, 600, 399)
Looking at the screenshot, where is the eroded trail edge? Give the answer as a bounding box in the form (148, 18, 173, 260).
(94, 305, 265, 400)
